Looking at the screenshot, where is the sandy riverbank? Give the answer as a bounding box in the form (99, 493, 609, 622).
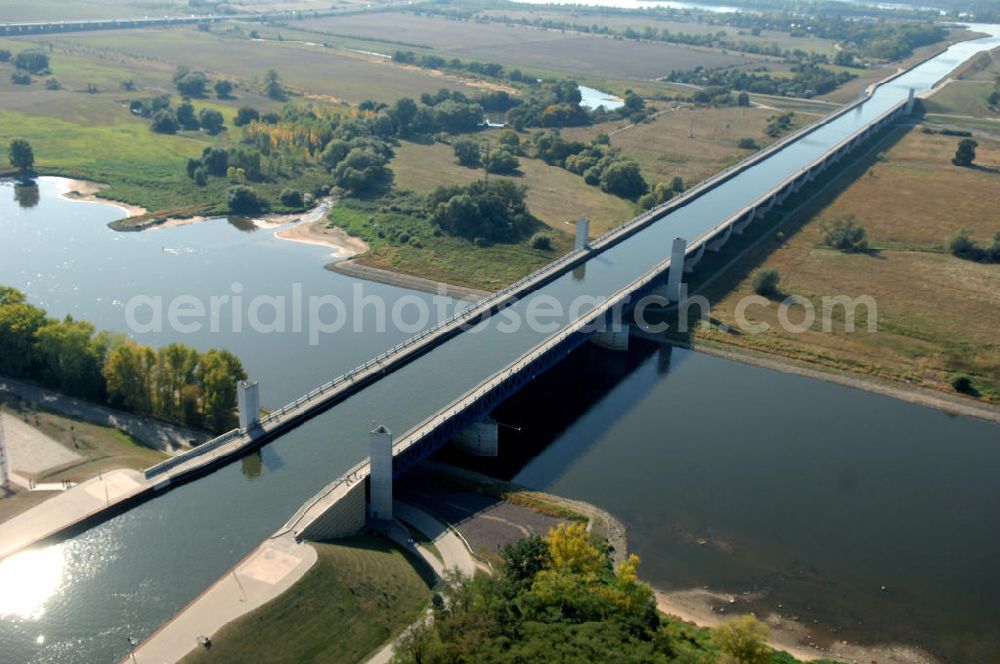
(55, 177, 148, 218)
(272, 216, 369, 259)
(654, 588, 937, 664)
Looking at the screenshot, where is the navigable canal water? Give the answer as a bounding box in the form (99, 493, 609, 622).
(2, 27, 999, 661)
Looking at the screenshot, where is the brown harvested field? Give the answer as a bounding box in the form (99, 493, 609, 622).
(691, 126, 1000, 401)
(562, 105, 815, 190)
(391, 136, 636, 234)
(297, 12, 752, 80)
(475, 9, 839, 56)
(27, 27, 482, 104)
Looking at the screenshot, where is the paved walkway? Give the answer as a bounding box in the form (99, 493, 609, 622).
(126, 533, 317, 664)
(0, 469, 147, 560)
(393, 501, 477, 577)
(123, 500, 476, 664)
(0, 377, 206, 454)
(1, 412, 81, 475)
(365, 503, 478, 664)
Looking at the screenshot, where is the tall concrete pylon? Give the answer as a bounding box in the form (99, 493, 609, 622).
(575, 218, 590, 251)
(665, 237, 687, 301)
(237, 380, 261, 431)
(905, 87, 916, 114)
(368, 423, 393, 521)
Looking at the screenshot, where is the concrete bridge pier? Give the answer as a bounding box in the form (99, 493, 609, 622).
(663, 237, 687, 300)
(453, 417, 500, 456)
(707, 225, 733, 252)
(591, 319, 630, 351)
(237, 380, 261, 431)
(575, 218, 590, 251)
(905, 88, 916, 114)
(369, 424, 393, 522)
(733, 210, 754, 235)
(684, 242, 706, 272)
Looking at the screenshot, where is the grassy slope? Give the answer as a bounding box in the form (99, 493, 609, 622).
(180, 535, 433, 664)
(0, 394, 168, 524)
(0, 395, 167, 483)
(688, 126, 1000, 401)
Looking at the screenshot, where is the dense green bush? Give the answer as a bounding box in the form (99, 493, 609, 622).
(753, 269, 781, 297)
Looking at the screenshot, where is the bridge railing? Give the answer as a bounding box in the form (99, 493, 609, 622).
(389, 96, 913, 468)
(277, 93, 914, 540)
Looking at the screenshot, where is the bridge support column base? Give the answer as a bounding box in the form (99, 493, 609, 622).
(454, 417, 499, 457)
(591, 323, 630, 351)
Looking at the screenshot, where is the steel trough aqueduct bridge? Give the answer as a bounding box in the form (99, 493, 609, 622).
(0, 25, 998, 664)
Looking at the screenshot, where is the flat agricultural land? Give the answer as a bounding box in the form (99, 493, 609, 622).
(474, 8, 839, 57)
(296, 12, 753, 80)
(180, 535, 433, 664)
(391, 135, 636, 234)
(18, 27, 482, 104)
(562, 105, 814, 192)
(689, 126, 1000, 401)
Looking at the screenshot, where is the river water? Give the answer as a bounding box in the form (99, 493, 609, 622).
(1, 25, 999, 663)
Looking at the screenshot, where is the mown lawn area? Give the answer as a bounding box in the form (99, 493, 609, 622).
(181, 534, 434, 664)
(688, 125, 1000, 401)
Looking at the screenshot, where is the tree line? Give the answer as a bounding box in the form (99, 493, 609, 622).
(393, 522, 789, 664)
(668, 64, 856, 99)
(0, 287, 247, 433)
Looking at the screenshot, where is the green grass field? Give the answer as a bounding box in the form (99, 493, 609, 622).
(329, 193, 574, 291)
(180, 534, 433, 664)
(390, 136, 636, 234)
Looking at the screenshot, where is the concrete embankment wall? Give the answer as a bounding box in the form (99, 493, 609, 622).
(297, 479, 367, 540)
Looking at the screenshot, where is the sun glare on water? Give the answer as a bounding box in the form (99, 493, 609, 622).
(0, 545, 65, 620)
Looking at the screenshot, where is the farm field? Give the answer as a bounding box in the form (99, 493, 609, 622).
(688, 126, 1000, 401)
(296, 12, 754, 80)
(562, 105, 815, 192)
(474, 8, 840, 56)
(15, 27, 483, 104)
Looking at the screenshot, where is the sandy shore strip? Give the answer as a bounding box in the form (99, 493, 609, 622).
(654, 588, 938, 664)
(327, 260, 491, 302)
(54, 177, 148, 218)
